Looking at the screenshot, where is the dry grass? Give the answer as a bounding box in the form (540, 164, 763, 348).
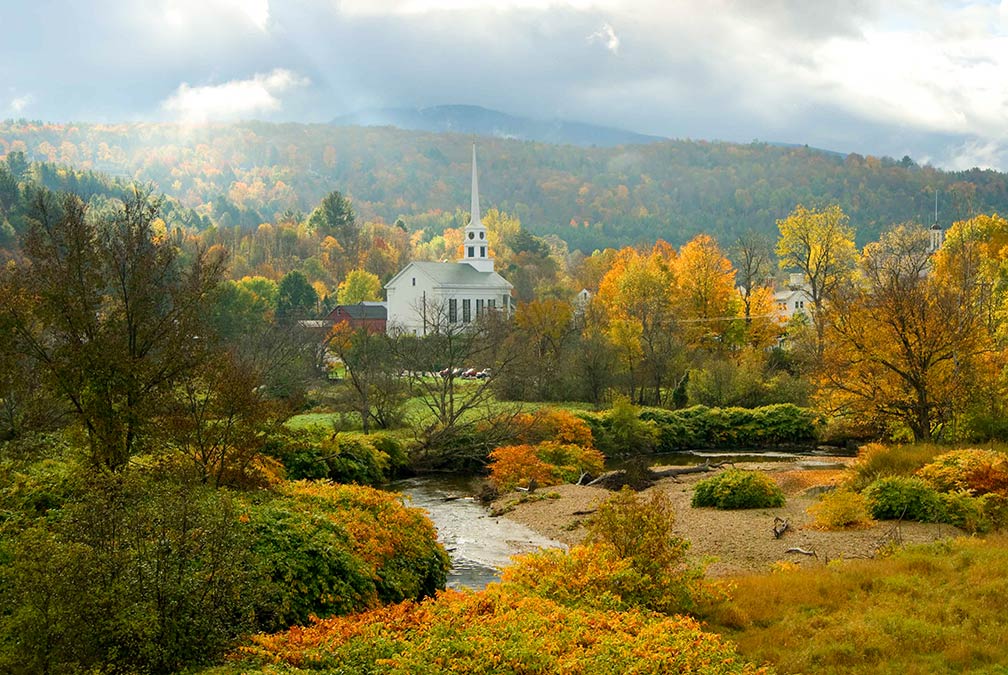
(773, 469, 845, 494)
(705, 536, 1008, 674)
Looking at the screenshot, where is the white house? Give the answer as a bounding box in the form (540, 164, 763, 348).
(385, 145, 513, 335)
(774, 272, 813, 324)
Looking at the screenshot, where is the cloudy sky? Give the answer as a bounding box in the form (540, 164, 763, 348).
(2, 0, 1007, 170)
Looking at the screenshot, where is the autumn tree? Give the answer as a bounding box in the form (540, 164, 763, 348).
(336, 269, 383, 305)
(1, 188, 226, 469)
(776, 204, 857, 357)
(596, 242, 682, 405)
(823, 223, 988, 440)
(673, 234, 739, 348)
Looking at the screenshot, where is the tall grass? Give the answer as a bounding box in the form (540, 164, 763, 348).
(705, 536, 1008, 674)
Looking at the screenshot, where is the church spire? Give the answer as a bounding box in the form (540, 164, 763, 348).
(461, 143, 493, 273)
(470, 143, 481, 227)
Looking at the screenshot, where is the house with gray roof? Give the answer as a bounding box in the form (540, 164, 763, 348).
(385, 145, 513, 335)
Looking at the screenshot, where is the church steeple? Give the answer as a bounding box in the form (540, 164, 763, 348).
(462, 143, 494, 273)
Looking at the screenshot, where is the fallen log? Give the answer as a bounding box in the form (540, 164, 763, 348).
(773, 517, 790, 539)
(651, 460, 732, 479)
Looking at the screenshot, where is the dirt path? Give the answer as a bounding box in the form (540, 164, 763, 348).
(491, 458, 959, 576)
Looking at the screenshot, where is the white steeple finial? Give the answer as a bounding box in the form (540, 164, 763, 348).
(470, 143, 481, 227)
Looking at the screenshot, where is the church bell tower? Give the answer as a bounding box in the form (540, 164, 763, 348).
(461, 144, 494, 273)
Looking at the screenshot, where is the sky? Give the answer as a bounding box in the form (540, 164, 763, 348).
(2, 0, 1007, 171)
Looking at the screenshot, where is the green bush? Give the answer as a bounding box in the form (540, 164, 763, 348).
(863, 476, 944, 522)
(579, 397, 658, 457)
(691, 469, 785, 510)
(0, 470, 258, 675)
(267, 430, 411, 485)
(244, 481, 448, 631)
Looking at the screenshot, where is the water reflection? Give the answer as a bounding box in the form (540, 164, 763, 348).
(392, 475, 565, 590)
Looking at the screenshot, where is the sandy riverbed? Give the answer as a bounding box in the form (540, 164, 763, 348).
(491, 458, 960, 576)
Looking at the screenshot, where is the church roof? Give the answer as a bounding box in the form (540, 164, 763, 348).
(385, 261, 513, 290)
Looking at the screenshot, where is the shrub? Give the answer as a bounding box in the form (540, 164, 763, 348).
(808, 490, 874, 530)
(692, 469, 785, 509)
(916, 448, 1008, 495)
(267, 430, 410, 485)
(233, 589, 766, 675)
(0, 470, 259, 675)
(580, 487, 715, 614)
(244, 481, 449, 631)
(863, 476, 944, 522)
(580, 397, 659, 457)
(488, 441, 605, 491)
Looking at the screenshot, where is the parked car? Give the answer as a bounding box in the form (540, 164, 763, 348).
(462, 368, 479, 378)
(476, 368, 491, 379)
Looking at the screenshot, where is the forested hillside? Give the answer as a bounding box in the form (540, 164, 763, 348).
(2, 120, 1007, 250)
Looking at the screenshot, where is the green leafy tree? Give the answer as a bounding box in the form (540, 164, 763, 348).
(1, 189, 226, 469)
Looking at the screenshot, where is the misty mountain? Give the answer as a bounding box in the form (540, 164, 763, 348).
(331, 105, 666, 148)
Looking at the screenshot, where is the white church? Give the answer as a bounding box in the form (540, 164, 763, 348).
(385, 145, 513, 335)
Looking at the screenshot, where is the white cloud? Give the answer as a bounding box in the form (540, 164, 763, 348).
(160, 0, 270, 30)
(587, 22, 620, 54)
(945, 138, 1008, 171)
(8, 94, 33, 114)
(161, 69, 309, 123)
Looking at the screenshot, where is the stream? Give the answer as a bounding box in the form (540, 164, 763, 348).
(392, 475, 565, 590)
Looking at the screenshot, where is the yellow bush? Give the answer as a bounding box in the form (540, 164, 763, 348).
(807, 489, 874, 530)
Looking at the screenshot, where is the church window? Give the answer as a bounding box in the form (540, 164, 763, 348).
(449, 298, 457, 323)
(480, 246, 485, 257)
(468, 246, 475, 257)
(476, 299, 484, 315)
(468, 232, 475, 239)
(502, 294, 509, 310)
(488, 299, 495, 310)
(412, 277, 416, 286)
(479, 232, 485, 239)
(462, 299, 471, 323)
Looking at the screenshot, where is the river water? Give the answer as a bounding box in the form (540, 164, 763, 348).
(392, 475, 565, 590)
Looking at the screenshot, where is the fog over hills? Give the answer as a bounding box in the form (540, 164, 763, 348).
(332, 105, 666, 148)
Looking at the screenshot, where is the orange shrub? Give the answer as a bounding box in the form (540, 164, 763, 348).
(236, 586, 768, 674)
(916, 449, 1008, 495)
(807, 489, 874, 530)
(489, 441, 605, 491)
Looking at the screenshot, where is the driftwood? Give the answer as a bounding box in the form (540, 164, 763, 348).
(773, 517, 790, 539)
(572, 509, 597, 516)
(650, 460, 732, 479)
(786, 547, 818, 558)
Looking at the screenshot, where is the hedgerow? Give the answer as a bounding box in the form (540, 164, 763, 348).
(579, 403, 819, 456)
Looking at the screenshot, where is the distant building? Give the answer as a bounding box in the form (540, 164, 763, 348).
(326, 301, 387, 334)
(385, 145, 513, 335)
(774, 272, 813, 324)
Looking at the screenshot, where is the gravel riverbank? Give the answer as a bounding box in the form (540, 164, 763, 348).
(491, 457, 959, 576)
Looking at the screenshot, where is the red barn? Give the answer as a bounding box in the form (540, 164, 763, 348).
(325, 302, 387, 334)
